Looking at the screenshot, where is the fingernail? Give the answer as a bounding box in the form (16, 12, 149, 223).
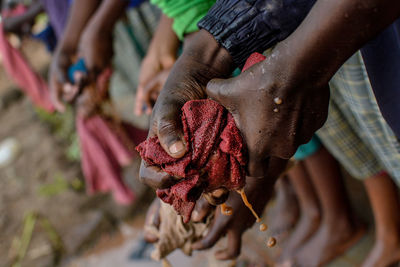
(192, 210, 200, 221)
(63, 84, 73, 93)
(212, 188, 225, 198)
(169, 141, 185, 155)
(192, 242, 201, 250)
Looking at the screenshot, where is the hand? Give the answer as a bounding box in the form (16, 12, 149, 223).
(144, 198, 161, 243)
(49, 47, 77, 112)
(205, 47, 330, 177)
(135, 62, 174, 115)
(139, 30, 234, 190)
(135, 14, 179, 115)
(144, 196, 213, 243)
(192, 158, 288, 260)
(78, 22, 113, 80)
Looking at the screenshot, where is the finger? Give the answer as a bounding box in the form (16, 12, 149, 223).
(143, 78, 161, 110)
(144, 198, 161, 243)
(139, 160, 177, 189)
(215, 230, 242, 260)
(49, 85, 66, 112)
(206, 78, 236, 109)
(49, 76, 66, 112)
(191, 197, 213, 222)
(135, 85, 145, 116)
(247, 155, 270, 178)
(191, 216, 227, 250)
(156, 115, 187, 159)
(62, 83, 79, 102)
(203, 188, 229, 206)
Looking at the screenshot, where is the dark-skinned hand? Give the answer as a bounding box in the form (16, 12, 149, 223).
(205, 48, 330, 177)
(78, 21, 113, 81)
(139, 30, 234, 195)
(49, 47, 77, 112)
(192, 158, 288, 260)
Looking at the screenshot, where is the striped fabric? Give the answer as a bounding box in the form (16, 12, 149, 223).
(317, 52, 400, 185)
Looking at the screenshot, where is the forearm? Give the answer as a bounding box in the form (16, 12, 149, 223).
(88, 0, 128, 33)
(158, 30, 234, 104)
(147, 14, 179, 60)
(57, 0, 102, 52)
(3, 1, 43, 33)
(277, 0, 400, 86)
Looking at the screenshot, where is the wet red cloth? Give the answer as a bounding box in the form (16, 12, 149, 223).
(0, 5, 54, 112)
(242, 52, 266, 72)
(137, 99, 247, 222)
(76, 69, 148, 204)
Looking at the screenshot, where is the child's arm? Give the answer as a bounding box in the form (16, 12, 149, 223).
(77, 0, 128, 78)
(49, 0, 128, 112)
(49, 0, 102, 112)
(135, 14, 179, 115)
(2, 0, 43, 34)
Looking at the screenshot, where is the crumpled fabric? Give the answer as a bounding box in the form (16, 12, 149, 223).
(76, 69, 147, 204)
(145, 201, 213, 261)
(137, 99, 247, 222)
(0, 5, 54, 112)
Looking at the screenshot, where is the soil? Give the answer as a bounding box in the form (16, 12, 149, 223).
(0, 38, 150, 267)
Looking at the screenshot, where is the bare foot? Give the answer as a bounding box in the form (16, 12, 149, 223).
(268, 179, 300, 237)
(362, 238, 400, 267)
(287, 221, 365, 267)
(278, 208, 321, 262)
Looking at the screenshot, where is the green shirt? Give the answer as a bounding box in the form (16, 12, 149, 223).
(151, 0, 215, 40)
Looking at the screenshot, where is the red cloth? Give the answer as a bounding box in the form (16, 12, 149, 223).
(242, 52, 266, 71)
(76, 69, 148, 205)
(77, 115, 147, 204)
(137, 99, 247, 222)
(0, 5, 54, 112)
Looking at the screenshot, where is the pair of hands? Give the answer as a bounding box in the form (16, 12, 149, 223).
(139, 29, 329, 187)
(49, 21, 112, 112)
(48, 0, 127, 113)
(139, 29, 329, 259)
(145, 158, 287, 260)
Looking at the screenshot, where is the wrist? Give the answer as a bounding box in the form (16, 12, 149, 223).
(93, 0, 127, 32)
(183, 30, 234, 78)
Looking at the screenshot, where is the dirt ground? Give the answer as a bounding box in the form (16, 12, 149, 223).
(0, 38, 152, 267)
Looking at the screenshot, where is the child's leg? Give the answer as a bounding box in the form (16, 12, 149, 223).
(279, 162, 320, 260)
(291, 147, 364, 266)
(268, 175, 300, 237)
(362, 172, 400, 267)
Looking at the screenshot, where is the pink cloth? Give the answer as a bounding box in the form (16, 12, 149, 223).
(0, 5, 54, 112)
(77, 116, 147, 204)
(76, 70, 148, 205)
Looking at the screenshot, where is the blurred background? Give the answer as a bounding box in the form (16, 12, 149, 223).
(0, 1, 386, 267)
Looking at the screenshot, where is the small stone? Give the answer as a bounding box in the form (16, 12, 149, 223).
(273, 108, 279, 113)
(259, 223, 268, 232)
(274, 97, 283, 105)
(0, 137, 20, 168)
(267, 237, 276, 247)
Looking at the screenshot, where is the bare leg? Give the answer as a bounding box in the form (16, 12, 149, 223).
(291, 147, 364, 267)
(279, 162, 321, 261)
(362, 172, 400, 267)
(268, 175, 300, 237)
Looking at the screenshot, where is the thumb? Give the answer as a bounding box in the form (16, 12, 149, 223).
(157, 115, 187, 158)
(206, 77, 236, 110)
(214, 230, 242, 260)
